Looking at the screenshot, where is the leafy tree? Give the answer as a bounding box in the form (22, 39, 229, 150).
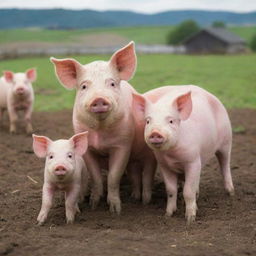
(250, 34, 256, 52)
(212, 21, 226, 28)
(167, 20, 200, 45)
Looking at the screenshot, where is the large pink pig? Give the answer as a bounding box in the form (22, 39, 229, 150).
(134, 85, 234, 224)
(50, 42, 156, 214)
(33, 132, 89, 225)
(0, 69, 36, 134)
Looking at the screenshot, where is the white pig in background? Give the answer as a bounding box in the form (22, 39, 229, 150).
(32, 132, 89, 225)
(134, 85, 234, 224)
(0, 69, 36, 134)
(51, 42, 156, 214)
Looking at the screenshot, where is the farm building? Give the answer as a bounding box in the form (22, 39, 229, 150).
(183, 27, 246, 54)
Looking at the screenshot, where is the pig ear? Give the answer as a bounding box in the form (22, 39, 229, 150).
(70, 131, 88, 156)
(50, 57, 83, 89)
(26, 68, 37, 82)
(3, 71, 14, 83)
(132, 92, 147, 115)
(32, 134, 52, 158)
(109, 41, 137, 81)
(173, 91, 192, 120)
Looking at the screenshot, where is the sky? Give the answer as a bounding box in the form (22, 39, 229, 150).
(0, 0, 256, 13)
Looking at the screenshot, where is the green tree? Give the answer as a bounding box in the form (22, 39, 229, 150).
(250, 34, 256, 52)
(212, 21, 226, 28)
(167, 20, 200, 45)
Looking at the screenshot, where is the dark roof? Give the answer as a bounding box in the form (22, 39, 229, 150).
(183, 27, 246, 44)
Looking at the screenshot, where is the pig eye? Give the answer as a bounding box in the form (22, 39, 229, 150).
(169, 120, 173, 124)
(81, 84, 87, 90)
(49, 154, 54, 159)
(68, 153, 72, 159)
(146, 119, 150, 124)
(110, 81, 116, 87)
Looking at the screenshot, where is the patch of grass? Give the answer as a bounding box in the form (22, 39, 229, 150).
(0, 25, 254, 45)
(0, 54, 255, 111)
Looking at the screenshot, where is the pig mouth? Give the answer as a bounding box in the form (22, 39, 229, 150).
(54, 170, 67, 176)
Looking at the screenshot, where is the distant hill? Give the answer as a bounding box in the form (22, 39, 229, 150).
(0, 9, 256, 29)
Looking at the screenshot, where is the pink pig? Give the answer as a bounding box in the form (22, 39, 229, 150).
(50, 42, 156, 214)
(134, 85, 234, 224)
(32, 132, 89, 225)
(0, 69, 36, 134)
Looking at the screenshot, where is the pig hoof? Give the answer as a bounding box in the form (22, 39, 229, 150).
(10, 129, 17, 134)
(186, 215, 196, 225)
(108, 198, 121, 215)
(131, 191, 141, 201)
(66, 218, 74, 224)
(89, 196, 100, 210)
(142, 193, 152, 205)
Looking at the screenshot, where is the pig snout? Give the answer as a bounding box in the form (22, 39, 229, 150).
(89, 98, 110, 113)
(54, 165, 67, 176)
(148, 131, 165, 146)
(16, 87, 25, 95)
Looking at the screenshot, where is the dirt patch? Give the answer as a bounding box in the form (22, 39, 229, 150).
(0, 109, 255, 256)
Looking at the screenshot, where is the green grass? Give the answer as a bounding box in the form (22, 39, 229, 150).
(0, 54, 255, 111)
(0, 26, 174, 45)
(0, 25, 254, 45)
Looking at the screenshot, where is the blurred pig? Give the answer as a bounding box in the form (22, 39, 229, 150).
(0, 69, 36, 134)
(134, 85, 234, 224)
(32, 132, 89, 225)
(51, 42, 156, 214)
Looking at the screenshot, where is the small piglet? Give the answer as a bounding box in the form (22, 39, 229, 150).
(32, 132, 89, 225)
(0, 69, 36, 134)
(135, 85, 234, 224)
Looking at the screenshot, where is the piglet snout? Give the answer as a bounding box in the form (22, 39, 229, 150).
(90, 98, 110, 113)
(148, 132, 164, 145)
(54, 165, 67, 175)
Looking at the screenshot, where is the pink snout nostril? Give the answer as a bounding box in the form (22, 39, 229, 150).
(55, 165, 66, 171)
(90, 98, 110, 113)
(149, 132, 164, 145)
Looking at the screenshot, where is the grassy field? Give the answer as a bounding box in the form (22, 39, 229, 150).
(0, 25, 255, 45)
(0, 54, 255, 111)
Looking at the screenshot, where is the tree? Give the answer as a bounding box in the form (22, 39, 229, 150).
(212, 21, 226, 28)
(250, 34, 256, 52)
(167, 20, 200, 45)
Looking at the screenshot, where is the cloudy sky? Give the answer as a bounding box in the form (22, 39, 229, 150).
(0, 0, 255, 13)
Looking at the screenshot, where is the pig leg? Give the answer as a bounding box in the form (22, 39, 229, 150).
(79, 166, 89, 202)
(183, 160, 201, 224)
(0, 108, 4, 124)
(216, 146, 234, 196)
(160, 167, 178, 216)
(85, 152, 103, 209)
(127, 161, 142, 200)
(65, 185, 81, 224)
(24, 105, 33, 134)
(142, 158, 156, 205)
(37, 184, 55, 225)
(7, 106, 18, 134)
(108, 147, 131, 214)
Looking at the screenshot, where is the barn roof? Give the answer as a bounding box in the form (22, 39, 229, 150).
(183, 27, 246, 45)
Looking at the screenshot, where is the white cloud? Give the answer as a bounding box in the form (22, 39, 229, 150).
(0, 0, 255, 13)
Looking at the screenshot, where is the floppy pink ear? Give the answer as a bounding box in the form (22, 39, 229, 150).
(50, 57, 83, 89)
(70, 131, 88, 156)
(32, 134, 52, 158)
(4, 71, 14, 83)
(109, 41, 137, 81)
(26, 68, 37, 82)
(173, 91, 192, 120)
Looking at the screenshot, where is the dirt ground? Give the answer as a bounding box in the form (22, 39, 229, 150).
(0, 109, 255, 256)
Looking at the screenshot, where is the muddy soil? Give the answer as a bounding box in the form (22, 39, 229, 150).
(0, 109, 255, 256)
